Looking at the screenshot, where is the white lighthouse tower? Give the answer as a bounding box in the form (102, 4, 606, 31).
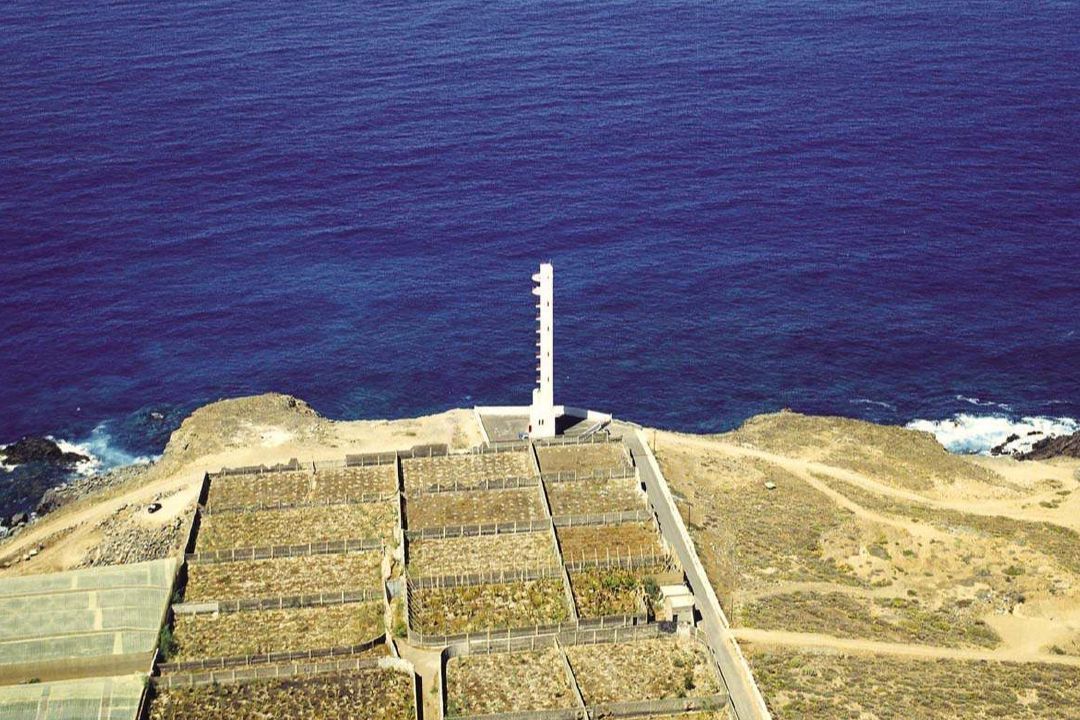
(529, 263, 556, 438)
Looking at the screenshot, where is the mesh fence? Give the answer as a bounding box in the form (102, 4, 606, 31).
(0, 558, 173, 669)
(0, 674, 145, 720)
(0, 558, 174, 597)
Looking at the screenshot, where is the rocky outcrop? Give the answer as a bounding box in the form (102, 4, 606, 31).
(1018, 431, 1080, 461)
(34, 464, 148, 516)
(1, 437, 88, 466)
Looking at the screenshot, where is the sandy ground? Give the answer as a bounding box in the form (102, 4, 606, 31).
(653, 411, 1080, 717)
(0, 394, 480, 576)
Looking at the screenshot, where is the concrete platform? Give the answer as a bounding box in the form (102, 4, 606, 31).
(476, 407, 607, 444)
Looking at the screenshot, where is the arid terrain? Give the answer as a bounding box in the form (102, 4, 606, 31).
(0, 394, 481, 576)
(656, 411, 1080, 719)
(5, 398, 1079, 718)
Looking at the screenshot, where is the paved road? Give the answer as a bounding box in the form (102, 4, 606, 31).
(615, 423, 771, 720)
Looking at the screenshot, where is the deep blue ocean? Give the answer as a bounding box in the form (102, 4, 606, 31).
(1, 1, 1079, 514)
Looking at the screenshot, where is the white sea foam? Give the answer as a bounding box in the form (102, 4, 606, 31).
(851, 398, 896, 410)
(50, 424, 157, 476)
(906, 414, 1079, 455)
(955, 395, 1013, 411)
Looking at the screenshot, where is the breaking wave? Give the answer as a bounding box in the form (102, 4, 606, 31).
(906, 413, 1079, 455)
(51, 424, 157, 476)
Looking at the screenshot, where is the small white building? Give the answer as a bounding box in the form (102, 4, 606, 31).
(661, 584, 697, 630)
(529, 263, 556, 438)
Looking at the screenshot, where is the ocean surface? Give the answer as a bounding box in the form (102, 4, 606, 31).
(1, 1, 1078, 514)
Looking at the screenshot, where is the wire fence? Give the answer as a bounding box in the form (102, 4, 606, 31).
(410, 613, 649, 648)
(211, 460, 305, 478)
(158, 634, 386, 674)
(551, 509, 652, 527)
(186, 537, 383, 564)
(407, 475, 540, 496)
(172, 588, 383, 615)
(153, 650, 390, 689)
(407, 565, 563, 591)
(532, 435, 619, 448)
(203, 493, 397, 516)
(562, 549, 674, 573)
(405, 519, 552, 540)
(541, 468, 637, 483)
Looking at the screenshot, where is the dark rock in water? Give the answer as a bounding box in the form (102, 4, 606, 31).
(2, 437, 88, 465)
(990, 433, 1021, 456)
(1027, 430, 1043, 436)
(1019, 431, 1080, 461)
(10, 512, 28, 526)
(149, 411, 166, 422)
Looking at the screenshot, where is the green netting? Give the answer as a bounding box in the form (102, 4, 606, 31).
(0, 629, 159, 665)
(0, 674, 145, 720)
(0, 558, 175, 598)
(0, 604, 165, 642)
(0, 559, 174, 667)
(0, 587, 168, 616)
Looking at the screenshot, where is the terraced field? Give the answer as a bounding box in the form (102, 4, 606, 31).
(405, 488, 545, 528)
(208, 466, 396, 510)
(446, 649, 576, 716)
(558, 522, 665, 564)
(569, 566, 666, 618)
(403, 452, 534, 493)
(196, 503, 397, 550)
(148, 669, 414, 720)
(407, 532, 559, 577)
(172, 602, 385, 660)
(411, 579, 571, 635)
(184, 552, 383, 601)
(546, 478, 645, 516)
(538, 443, 632, 476)
(567, 637, 721, 704)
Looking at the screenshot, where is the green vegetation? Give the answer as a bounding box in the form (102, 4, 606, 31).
(412, 579, 570, 635)
(566, 638, 721, 704)
(172, 603, 384, 660)
(746, 647, 1080, 720)
(730, 412, 1007, 491)
(818, 474, 1080, 575)
(738, 592, 1000, 649)
(447, 649, 575, 715)
(149, 669, 414, 720)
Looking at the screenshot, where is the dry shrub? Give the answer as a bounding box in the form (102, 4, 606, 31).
(408, 532, 559, 577)
(537, 443, 632, 475)
(148, 669, 413, 720)
(567, 637, 720, 704)
(412, 579, 570, 635)
(185, 552, 382, 601)
(403, 452, 534, 492)
(746, 646, 1080, 720)
(406, 488, 545, 528)
(196, 503, 397, 551)
(447, 648, 575, 715)
(729, 412, 1007, 491)
(173, 602, 384, 660)
(547, 478, 645, 515)
(657, 446, 862, 598)
(738, 592, 1000, 649)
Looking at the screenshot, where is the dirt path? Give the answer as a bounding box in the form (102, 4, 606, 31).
(396, 642, 443, 720)
(731, 628, 1080, 667)
(737, 580, 906, 603)
(665, 432, 1080, 531)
